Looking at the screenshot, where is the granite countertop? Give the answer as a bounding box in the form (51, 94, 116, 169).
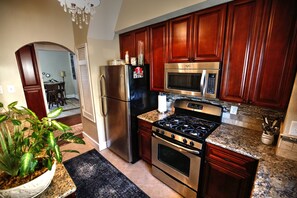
(137, 110, 297, 198)
(38, 163, 76, 198)
(207, 124, 297, 198)
(137, 109, 174, 123)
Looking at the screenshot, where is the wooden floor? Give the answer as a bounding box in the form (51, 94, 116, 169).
(57, 113, 81, 126)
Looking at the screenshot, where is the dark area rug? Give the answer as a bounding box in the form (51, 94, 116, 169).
(63, 149, 149, 198)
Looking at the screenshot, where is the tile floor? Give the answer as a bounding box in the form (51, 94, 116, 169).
(61, 138, 182, 198)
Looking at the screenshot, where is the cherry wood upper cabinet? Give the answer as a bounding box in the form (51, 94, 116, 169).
(220, 0, 264, 103)
(168, 14, 193, 62)
(250, 0, 297, 110)
(119, 27, 149, 64)
(192, 4, 227, 61)
(134, 28, 150, 64)
(168, 5, 226, 63)
(220, 0, 297, 110)
(149, 22, 168, 91)
(120, 32, 135, 59)
(15, 44, 47, 119)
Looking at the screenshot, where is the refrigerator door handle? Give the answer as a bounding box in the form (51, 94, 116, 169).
(99, 74, 107, 117)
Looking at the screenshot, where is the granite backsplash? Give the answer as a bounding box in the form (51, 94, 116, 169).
(164, 93, 285, 131)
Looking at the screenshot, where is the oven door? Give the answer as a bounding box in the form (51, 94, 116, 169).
(152, 134, 201, 190)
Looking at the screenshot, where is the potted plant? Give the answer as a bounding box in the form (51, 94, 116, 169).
(261, 116, 281, 145)
(0, 101, 85, 197)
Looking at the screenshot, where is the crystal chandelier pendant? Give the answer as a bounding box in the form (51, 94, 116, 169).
(58, 0, 101, 29)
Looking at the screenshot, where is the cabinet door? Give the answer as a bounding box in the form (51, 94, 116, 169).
(203, 144, 258, 198)
(138, 119, 153, 164)
(220, 0, 264, 103)
(134, 28, 150, 64)
(168, 14, 193, 62)
(149, 22, 168, 91)
(192, 4, 227, 61)
(120, 32, 135, 60)
(250, 0, 297, 110)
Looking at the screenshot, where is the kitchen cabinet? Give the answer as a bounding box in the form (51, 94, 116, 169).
(220, 0, 297, 110)
(203, 143, 258, 198)
(119, 27, 149, 64)
(168, 4, 226, 62)
(168, 14, 193, 62)
(138, 119, 153, 164)
(149, 22, 168, 91)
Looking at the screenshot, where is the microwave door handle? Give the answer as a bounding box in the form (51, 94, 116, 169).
(99, 74, 107, 117)
(200, 70, 206, 97)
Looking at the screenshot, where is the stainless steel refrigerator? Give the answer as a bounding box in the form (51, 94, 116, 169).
(99, 64, 157, 163)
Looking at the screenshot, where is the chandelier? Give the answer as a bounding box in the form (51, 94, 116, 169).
(58, 0, 101, 29)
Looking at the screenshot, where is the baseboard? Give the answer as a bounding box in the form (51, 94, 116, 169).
(82, 132, 107, 151)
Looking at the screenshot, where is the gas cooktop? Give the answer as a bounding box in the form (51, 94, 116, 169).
(154, 114, 219, 141)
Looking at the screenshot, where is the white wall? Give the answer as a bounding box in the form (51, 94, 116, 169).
(115, 0, 232, 33)
(0, 0, 75, 107)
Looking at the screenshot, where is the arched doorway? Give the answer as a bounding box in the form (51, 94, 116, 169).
(15, 42, 81, 125)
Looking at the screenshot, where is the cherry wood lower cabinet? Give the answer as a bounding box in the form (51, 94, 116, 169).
(203, 143, 258, 198)
(138, 119, 153, 164)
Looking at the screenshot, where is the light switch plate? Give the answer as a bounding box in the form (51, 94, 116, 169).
(289, 121, 297, 136)
(0, 85, 3, 94)
(230, 105, 238, 115)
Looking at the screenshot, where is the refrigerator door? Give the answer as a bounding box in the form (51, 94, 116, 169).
(104, 96, 132, 162)
(100, 65, 130, 101)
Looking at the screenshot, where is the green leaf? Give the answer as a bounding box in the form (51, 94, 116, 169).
(0, 115, 8, 123)
(0, 154, 20, 177)
(0, 102, 3, 108)
(11, 119, 21, 126)
(8, 101, 18, 109)
(59, 133, 85, 144)
(22, 107, 38, 119)
(19, 152, 33, 177)
(57, 122, 71, 131)
(42, 158, 53, 170)
(54, 145, 62, 163)
(47, 132, 56, 148)
(47, 107, 63, 118)
(0, 131, 8, 155)
(51, 120, 64, 131)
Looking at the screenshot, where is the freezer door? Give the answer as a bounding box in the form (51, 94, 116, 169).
(100, 65, 130, 101)
(104, 97, 132, 162)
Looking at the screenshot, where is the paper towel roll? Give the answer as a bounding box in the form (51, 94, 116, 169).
(158, 94, 167, 113)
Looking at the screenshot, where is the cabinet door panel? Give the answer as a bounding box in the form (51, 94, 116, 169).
(168, 15, 192, 62)
(251, 0, 297, 110)
(150, 22, 168, 91)
(220, 0, 262, 103)
(193, 4, 226, 61)
(120, 32, 135, 60)
(138, 129, 152, 164)
(134, 28, 150, 64)
(204, 161, 249, 198)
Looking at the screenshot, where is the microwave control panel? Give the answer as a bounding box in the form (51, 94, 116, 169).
(207, 73, 216, 94)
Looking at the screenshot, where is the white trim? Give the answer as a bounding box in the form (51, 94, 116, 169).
(83, 131, 107, 151)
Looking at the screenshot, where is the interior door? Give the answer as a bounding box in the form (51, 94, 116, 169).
(15, 44, 47, 118)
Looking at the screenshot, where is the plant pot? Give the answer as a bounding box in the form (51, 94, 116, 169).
(261, 132, 274, 145)
(0, 162, 56, 198)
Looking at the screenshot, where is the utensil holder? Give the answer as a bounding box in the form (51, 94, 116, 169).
(261, 131, 274, 145)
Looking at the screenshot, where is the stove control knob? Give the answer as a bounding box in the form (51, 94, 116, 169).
(190, 141, 194, 146)
(160, 130, 165, 135)
(156, 129, 160, 133)
(183, 138, 187, 144)
(171, 134, 175, 139)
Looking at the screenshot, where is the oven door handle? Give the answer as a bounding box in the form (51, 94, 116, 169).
(152, 133, 200, 155)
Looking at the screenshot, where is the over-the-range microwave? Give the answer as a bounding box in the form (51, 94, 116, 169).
(164, 62, 220, 99)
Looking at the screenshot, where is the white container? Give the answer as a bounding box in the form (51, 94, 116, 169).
(158, 94, 167, 113)
(261, 132, 274, 145)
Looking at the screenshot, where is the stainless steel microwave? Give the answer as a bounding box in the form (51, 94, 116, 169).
(164, 62, 220, 99)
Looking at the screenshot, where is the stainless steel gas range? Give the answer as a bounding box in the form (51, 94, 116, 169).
(152, 99, 222, 198)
